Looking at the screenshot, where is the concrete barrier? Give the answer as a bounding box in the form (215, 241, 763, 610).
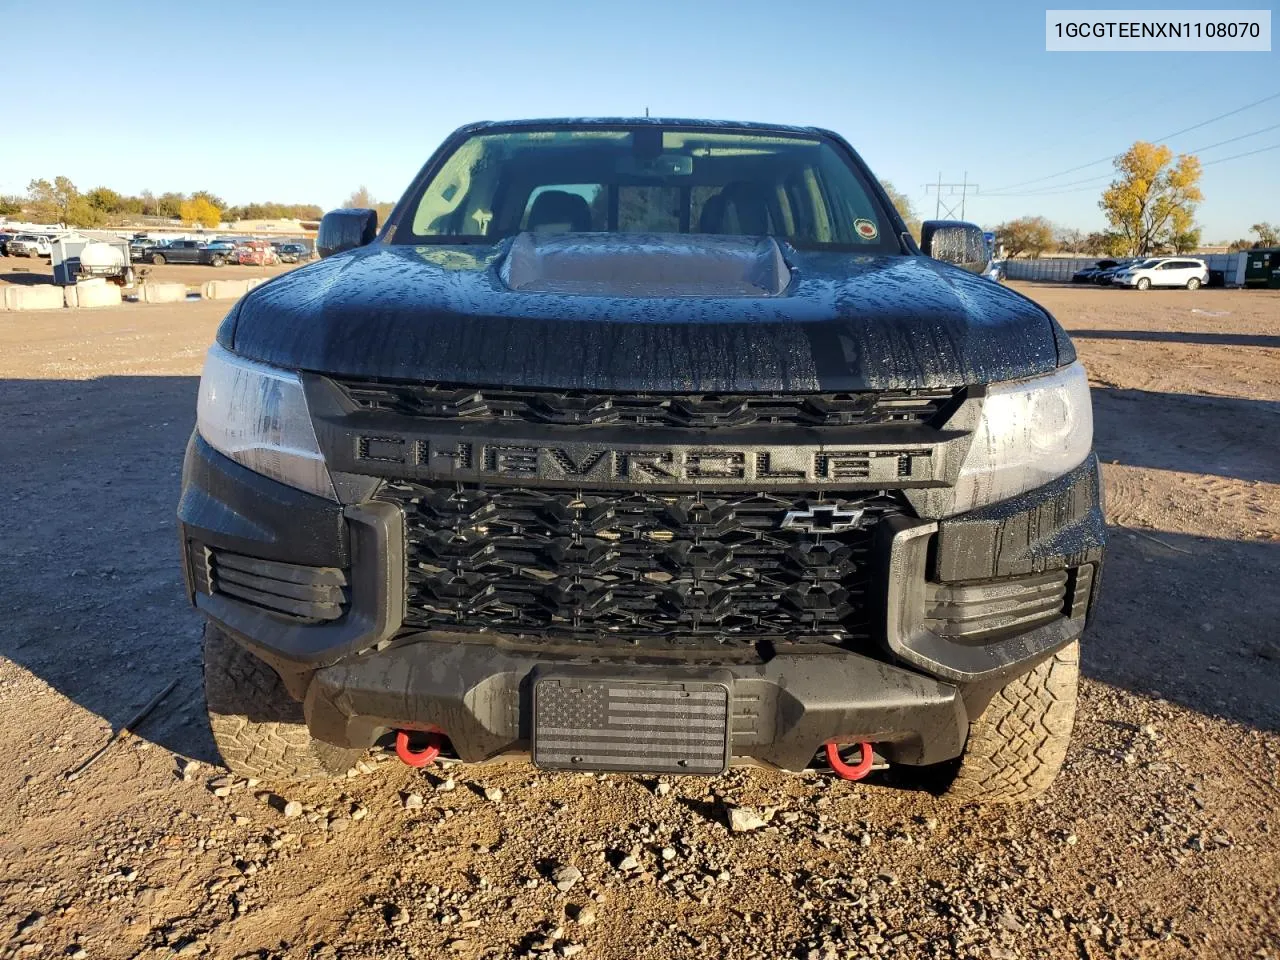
(71, 279, 123, 309)
(245, 277, 267, 290)
(202, 279, 250, 300)
(4, 284, 66, 311)
(141, 282, 189, 304)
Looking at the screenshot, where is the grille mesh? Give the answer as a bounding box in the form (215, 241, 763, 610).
(381, 481, 905, 649)
(336, 380, 956, 429)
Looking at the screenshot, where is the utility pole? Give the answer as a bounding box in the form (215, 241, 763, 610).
(924, 172, 979, 221)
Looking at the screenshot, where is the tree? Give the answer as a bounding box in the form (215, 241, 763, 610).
(85, 186, 123, 213)
(343, 186, 375, 209)
(993, 216, 1055, 258)
(1250, 222, 1279, 247)
(1054, 227, 1087, 254)
(0, 195, 22, 216)
(190, 190, 226, 211)
(1099, 142, 1202, 256)
(180, 196, 222, 228)
(879, 180, 921, 240)
(1172, 227, 1201, 253)
(27, 176, 81, 223)
(156, 192, 185, 219)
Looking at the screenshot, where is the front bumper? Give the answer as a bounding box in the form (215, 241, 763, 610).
(178, 433, 1104, 771)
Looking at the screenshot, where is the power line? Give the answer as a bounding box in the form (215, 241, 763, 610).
(985, 89, 1280, 192)
(984, 121, 1280, 197)
(1201, 141, 1280, 166)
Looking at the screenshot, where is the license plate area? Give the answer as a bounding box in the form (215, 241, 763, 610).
(532, 675, 731, 775)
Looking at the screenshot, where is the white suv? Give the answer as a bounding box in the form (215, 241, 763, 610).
(1111, 257, 1209, 290)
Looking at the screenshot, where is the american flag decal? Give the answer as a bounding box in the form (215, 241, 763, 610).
(533, 678, 731, 775)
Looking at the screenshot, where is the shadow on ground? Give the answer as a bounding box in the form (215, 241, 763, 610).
(0, 375, 1276, 785)
(1092, 386, 1280, 483)
(1071, 329, 1280, 349)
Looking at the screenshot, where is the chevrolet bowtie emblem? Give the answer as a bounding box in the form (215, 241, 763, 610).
(780, 503, 866, 534)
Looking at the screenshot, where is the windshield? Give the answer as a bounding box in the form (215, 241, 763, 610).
(397, 125, 901, 253)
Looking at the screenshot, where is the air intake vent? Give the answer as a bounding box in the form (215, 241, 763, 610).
(190, 544, 348, 622)
(923, 567, 1092, 644)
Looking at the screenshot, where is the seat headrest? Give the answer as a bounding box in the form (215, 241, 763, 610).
(527, 191, 593, 233)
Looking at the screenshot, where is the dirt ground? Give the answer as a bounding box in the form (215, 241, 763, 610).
(0, 252, 300, 292)
(1, 283, 1277, 960)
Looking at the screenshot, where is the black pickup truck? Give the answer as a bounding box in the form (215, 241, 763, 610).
(179, 118, 1103, 805)
(147, 239, 227, 266)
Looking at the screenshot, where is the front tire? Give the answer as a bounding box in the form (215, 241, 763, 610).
(1186, 277, 1201, 290)
(210, 256, 225, 267)
(203, 624, 363, 782)
(1135, 277, 1150, 290)
(944, 642, 1079, 804)
(151, 253, 166, 265)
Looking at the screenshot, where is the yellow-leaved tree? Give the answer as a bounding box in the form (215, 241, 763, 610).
(180, 196, 222, 229)
(1099, 142, 1202, 256)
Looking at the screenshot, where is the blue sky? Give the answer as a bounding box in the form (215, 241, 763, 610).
(4, 0, 1276, 240)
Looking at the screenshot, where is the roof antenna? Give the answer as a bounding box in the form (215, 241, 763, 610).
(644, 106, 650, 117)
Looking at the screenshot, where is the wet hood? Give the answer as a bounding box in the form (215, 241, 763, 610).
(226, 237, 1061, 392)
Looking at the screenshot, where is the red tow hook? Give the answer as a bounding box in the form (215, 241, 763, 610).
(395, 730, 444, 767)
(825, 741, 875, 781)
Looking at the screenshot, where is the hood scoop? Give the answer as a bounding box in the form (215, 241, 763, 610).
(499, 231, 792, 297)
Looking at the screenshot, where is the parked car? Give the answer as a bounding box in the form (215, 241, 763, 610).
(1110, 257, 1209, 290)
(0, 232, 14, 256)
(148, 240, 228, 267)
(1095, 258, 1143, 285)
(182, 117, 1103, 806)
(235, 240, 279, 266)
(9, 233, 53, 258)
(1071, 259, 1118, 283)
(274, 242, 309, 264)
(205, 241, 237, 260)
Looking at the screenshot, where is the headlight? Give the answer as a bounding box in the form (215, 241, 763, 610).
(951, 361, 1093, 513)
(196, 344, 337, 500)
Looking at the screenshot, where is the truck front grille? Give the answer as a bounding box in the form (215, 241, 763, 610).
(335, 380, 957, 429)
(379, 481, 906, 650)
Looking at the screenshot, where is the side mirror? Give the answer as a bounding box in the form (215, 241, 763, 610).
(921, 220, 989, 274)
(317, 208, 378, 258)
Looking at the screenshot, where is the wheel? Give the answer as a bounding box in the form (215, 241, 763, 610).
(203, 624, 363, 781)
(1186, 277, 1201, 290)
(1135, 277, 1150, 291)
(151, 253, 166, 265)
(943, 641, 1079, 804)
(211, 256, 225, 267)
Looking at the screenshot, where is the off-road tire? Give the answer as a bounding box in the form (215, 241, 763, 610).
(1186, 277, 1201, 290)
(211, 256, 225, 267)
(151, 253, 166, 265)
(1135, 277, 1150, 291)
(944, 641, 1079, 804)
(203, 624, 362, 781)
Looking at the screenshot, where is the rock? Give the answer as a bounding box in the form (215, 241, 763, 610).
(552, 864, 583, 891)
(559, 945, 584, 958)
(661, 846, 676, 861)
(616, 854, 639, 872)
(998, 911, 1024, 933)
(69, 948, 87, 960)
(403, 793, 424, 810)
(282, 800, 303, 819)
(15, 912, 44, 936)
(484, 786, 505, 803)
(180, 760, 199, 781)
(655, 781, 671, 796)
(351, 803, 368, 821)
(1065, 834, 1078, 846)
(727, 806, 771, 833)
(436, 777, 456, 793)
(389, 905, 410, 927)
(573, 905, 597, 926)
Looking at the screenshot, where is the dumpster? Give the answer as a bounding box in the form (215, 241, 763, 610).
(1243, 248, 1280, 289)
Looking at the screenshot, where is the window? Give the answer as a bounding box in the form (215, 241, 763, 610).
(399, 124, 900, 253)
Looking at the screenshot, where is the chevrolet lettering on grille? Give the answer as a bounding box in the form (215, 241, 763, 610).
(352, 434, 937, 487)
